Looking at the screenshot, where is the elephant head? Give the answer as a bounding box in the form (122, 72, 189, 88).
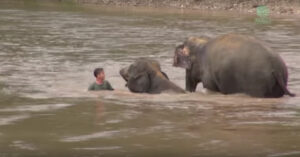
(173, 36, 210, 69)
(173, 36, 210, 92)
(120, 58, 185, 94)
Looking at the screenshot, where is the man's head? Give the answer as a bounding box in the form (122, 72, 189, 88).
(94, 68, 105, 80)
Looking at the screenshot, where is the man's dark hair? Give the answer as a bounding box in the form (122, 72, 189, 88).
(94, 68, 104, 77)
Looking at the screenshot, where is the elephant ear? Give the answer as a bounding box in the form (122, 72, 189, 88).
(174, 36, 210, 69)
(173, 44, 192, 69)
(127, 72, 151, 93)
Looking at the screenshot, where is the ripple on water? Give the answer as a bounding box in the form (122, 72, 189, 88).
(0, 114, 31, 126)
(268, 151, 300, 157)
(0, 103, 74, 112)
(10, 140, 37, 151)
(61, 130, 122, 142)
(73, 146, 122, 151)
(232, 111, 299, 119)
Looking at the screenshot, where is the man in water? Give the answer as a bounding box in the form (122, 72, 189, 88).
(88, 68, 114, 91)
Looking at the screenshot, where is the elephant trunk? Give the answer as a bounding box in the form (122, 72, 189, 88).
(120, 67, 129, 86)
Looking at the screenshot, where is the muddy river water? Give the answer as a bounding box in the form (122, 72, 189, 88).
(0, 2, 300, 157)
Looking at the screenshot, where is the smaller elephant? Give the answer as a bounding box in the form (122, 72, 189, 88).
(120, 58, 185, 94)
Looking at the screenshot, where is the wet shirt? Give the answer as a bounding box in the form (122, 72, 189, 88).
(88, 80, 114, 91)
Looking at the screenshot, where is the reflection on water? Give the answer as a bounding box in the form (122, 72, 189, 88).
(0, 2, 300, 157)
(0, 103, 73, 112)
(0, 114, 30, 126)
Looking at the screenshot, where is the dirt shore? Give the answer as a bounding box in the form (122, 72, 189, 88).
(74, 0, 300, 16)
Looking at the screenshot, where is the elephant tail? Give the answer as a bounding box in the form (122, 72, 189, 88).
(272, 72, 295, 97)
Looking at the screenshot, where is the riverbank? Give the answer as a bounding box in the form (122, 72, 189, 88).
(75, 0, 300, 16)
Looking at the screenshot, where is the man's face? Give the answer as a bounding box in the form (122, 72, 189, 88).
(96, 71, 105, 80)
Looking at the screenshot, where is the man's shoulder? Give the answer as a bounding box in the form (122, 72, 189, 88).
(88, 82, 97, 90)
(103, 80, 114, 90)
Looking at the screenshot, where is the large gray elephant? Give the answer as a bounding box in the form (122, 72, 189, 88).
(173, 33, 295, 98)
(120, 58, 185, 94)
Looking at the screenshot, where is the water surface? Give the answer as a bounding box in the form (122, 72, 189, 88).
(0, 2, 300, 157)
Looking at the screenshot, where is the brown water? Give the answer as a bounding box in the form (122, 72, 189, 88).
(0, 1, 300, 157)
